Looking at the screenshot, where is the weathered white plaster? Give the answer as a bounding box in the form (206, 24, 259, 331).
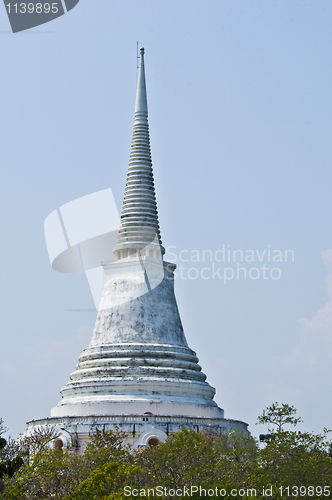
(52, 254, 224, 419)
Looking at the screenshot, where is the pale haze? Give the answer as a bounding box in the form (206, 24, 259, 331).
(1, 0, 332, 439)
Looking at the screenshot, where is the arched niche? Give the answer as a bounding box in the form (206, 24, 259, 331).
(54, 438, 63, 450)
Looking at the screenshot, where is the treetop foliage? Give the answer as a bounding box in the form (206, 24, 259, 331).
(0, 404, 331, 499)
(256, 402, 303, 431)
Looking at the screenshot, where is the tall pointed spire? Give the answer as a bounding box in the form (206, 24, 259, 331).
(135, 47, 148, 114)
(114, 47, 163, 260)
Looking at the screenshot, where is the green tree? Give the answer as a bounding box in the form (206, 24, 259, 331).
(64, 461, 144, 500)
(2, 407, 332, 500)
(22, 425, 61, 455)
(82, 428, 131, 473)
(257, 402, 302, 432)
(251, 404, 332, 498)
(0, 420, 23, 495)
(249, 429, 332, 497)
(133, 428, 257, 498)
(0, 428, 132, 500)
(2, 448, 83, 499)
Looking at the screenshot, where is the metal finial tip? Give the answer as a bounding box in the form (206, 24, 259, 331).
(140, 47, 145, 54)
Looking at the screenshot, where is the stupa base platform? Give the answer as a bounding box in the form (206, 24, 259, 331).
(26, 413, 248, 450)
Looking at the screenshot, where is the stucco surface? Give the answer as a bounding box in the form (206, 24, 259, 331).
(52, 258, 223, 418)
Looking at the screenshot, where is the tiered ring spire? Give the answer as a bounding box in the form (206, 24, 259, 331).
(114, 48, 163, 260)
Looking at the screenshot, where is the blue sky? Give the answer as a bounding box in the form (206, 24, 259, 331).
(1, 0, 332, 438)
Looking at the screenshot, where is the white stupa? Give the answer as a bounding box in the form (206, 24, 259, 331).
(27, 48, 248, 449)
